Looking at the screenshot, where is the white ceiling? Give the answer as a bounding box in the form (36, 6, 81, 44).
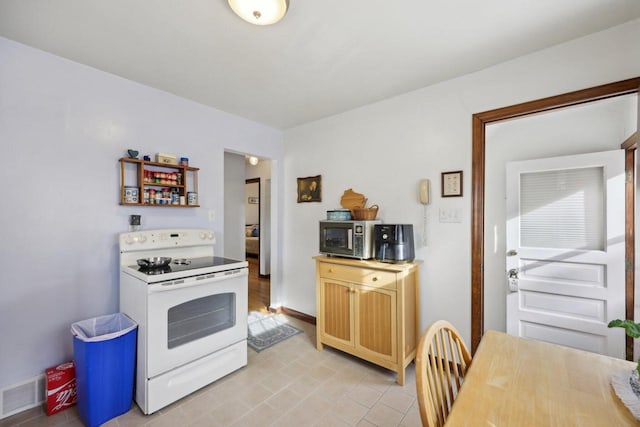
(1, 1, 640, 130)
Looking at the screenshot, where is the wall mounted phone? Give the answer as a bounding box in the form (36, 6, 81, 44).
(419, 179, 430, 204)
(419, 179, 430, 246)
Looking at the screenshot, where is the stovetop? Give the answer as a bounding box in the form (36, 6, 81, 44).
(130, 256, 242, 275)
(123, 256, 248, 283)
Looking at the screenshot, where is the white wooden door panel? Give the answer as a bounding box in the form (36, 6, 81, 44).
(506, 149, 625, 358)
(518, 320, 608, 354)
(519, 258, 605, 285)
(517, 258, 607, 299)
(518, 291, 605, 322)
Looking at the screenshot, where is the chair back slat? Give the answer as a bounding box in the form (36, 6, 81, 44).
(415, 320, 473, 427)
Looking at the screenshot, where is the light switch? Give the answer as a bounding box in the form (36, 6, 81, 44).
(439, 208, 462, 223)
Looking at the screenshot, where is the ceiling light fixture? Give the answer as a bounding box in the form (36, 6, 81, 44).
(228, 0, 289, 26)
(248, 156, 259, 165)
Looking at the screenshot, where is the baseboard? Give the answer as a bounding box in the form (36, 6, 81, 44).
(280, 307, 316, 325)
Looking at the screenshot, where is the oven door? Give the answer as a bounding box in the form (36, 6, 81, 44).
(146, 268, 248, 378)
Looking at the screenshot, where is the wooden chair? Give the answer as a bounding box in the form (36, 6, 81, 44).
(415, 320, 473, 427)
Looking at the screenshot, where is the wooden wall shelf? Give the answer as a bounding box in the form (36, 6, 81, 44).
(119, 157, 200, 207)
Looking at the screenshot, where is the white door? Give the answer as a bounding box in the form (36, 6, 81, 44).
(506, 150, 626, 358)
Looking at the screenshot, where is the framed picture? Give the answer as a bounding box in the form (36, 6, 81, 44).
(441, 170, 463, 197)
(297, 175, 322, 203)
(248, 197, 259, 204)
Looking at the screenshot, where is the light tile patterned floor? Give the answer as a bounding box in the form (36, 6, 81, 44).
(1, 315, 422, 427)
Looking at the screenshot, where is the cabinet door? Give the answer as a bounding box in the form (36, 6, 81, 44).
(355, 285, 397, 363)
(319, 279, 354, 346)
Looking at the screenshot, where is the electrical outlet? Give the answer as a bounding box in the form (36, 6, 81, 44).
(208, 210, 215, 222)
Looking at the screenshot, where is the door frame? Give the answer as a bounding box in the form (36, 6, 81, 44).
(471, 76, 640, 356)
(246, 177, 261, 270)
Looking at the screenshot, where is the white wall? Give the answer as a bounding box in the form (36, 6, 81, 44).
(224, 152, 248, 261)
(0, 37, 283, 390)
(282, 19, 640, 345)
(262, 178, 272, 276)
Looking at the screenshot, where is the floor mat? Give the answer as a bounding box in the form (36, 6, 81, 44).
(247, 313, 303, 352)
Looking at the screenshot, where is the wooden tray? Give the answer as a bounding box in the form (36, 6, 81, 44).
(340, 189, 367, 210)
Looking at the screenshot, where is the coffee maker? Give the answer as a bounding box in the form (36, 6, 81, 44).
(373, 224, 415, 263)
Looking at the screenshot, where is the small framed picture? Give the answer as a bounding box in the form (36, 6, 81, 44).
(297, 175, 322, 203)
(248, 197, 259, 204)
(441, 170, 463, 197)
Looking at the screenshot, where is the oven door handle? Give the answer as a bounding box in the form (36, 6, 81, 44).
(147, 268, 247, 293)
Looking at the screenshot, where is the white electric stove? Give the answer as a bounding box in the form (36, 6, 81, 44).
(119, 229, 248, 414)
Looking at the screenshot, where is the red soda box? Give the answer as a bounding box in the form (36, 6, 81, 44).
(45, 361, 77, 416)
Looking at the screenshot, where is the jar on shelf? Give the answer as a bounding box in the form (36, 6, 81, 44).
(180, 157, 189, 166)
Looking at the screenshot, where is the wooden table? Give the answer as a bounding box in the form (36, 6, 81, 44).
(445, 330, 638, 426)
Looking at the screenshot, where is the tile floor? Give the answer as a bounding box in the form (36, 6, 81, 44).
(1, 315, 422, 427)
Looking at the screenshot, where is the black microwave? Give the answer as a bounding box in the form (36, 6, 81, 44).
(319, 220, 381, 259)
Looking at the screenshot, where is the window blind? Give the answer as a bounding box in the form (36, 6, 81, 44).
(519, 167, 604, 250)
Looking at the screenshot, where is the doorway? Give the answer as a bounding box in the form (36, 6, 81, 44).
(223, 151, 274, 314)
(471, 77, 640, 356)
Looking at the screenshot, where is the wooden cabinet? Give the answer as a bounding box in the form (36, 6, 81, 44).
(314, 256, 421, 385)
(119, 157, 199, 207)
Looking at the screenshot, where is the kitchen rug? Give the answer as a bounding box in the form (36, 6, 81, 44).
(247, 313, 303, 352)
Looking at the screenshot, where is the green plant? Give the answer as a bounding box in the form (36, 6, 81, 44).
(608, 319, 640, 374)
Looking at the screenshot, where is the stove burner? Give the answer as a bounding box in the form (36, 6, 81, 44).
(173, 258, 191, 265)
(138, 265, 172, 275)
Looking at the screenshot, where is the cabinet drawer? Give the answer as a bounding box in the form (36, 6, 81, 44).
(319, 263, 396, 290)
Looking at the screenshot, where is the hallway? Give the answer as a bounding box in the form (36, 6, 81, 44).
(247, 256, 270, 314)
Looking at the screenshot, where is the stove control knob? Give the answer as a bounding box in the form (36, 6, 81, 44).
(138, 234, 147, 243)
(124, 235, 136, 245)
(199, 231, 207, 240)
(207, 232, 214, 240)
